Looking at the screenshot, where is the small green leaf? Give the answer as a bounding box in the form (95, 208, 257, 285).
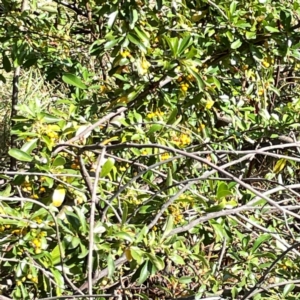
(104, 39, 120, 50)
(51, 268, 64, 295)
(231, 39, 243, 49)
(162, 215, 174, 239)
(3, 55, 12, 72)
(178, 36, 193, 56)
(186, 66, 205, 91)
(114, 232, 134, 242)
(129, 9, 138, 29)
(52, 156, 66, 167)
(164, 36, 179, 57)
(167, 107, 178, 124)
(216, 182, 231, 200)
(251, 234, 270, 253)
(62, 73, 87, 89)
(169, 254, 185, 265)
(229, 1, 237, 16)
(148, 124, 162, 134)
(178, 276, 193, 284)
(107, 10, 118, 29)
(211, 222, 226, 242)
(265, 26, 280, 33)
(138, 261, 149, 284)
(246, 31, 256, 39)
(21, 138, 38, 154)
(166, 168, 173, 188)
(8, 148, 33, 162)
(121, 202, 128, 226)
(100, 158, 115, 177)
(128, 33, 147, 52)
(283, 283, 295, 296)
(107, 253, 115, 278)
(40, 4, 57, 13)
(205, 203, 225, 212)
(0, 184, 11, 197)
(130, 246, 145, 264)
(148, 254, 165, 270)
(0, 74, 6, 83)
(40, 113, 62, 123)
(50, 245, 63, 265)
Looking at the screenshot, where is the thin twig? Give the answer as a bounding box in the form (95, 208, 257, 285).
(88, 149, 106, 297)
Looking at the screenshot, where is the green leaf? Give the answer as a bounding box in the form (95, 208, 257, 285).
(52, 156, 66, 167)
(148, 254, 165, 270)
(8, 148, 33, 162)
(50, 245, 63, 265)
(129, 9, 139, 29)
(51, 268, 64, 295)
(114, 232, 134, 242)
(107, 253, 115, 278)
(265, 26, 280, 33)
(205, 203, 225, 212)
(0, 74, 6, 83)
(166, 168, 173, 188)
(283, 283, 295, 296)
(41, 135, 53, 151)
(40, 113, 62, 123)
(162, 215, 174, 238)
(21, 138, 38, 154)
(167, 107, 178, 124)
(40, 4, 57, 13)
(107, 10, 118, 29)
(251, 234, 271, 253)
(211, 222, 226, 242)
(128, 33, 147, 52)
(229, 1, 237, 16)
(169, 254, 185, 265)
(130, 246, 145, 264)
(62, 73, 87, 89)
(231, 39, 243, 49)
(121, 202, 128, 226)
(0, 184, 11, 197)
(3, 54, 12, 72)
(148, 124, 162, 134)
(164, 36, 179, 57)
(104, 38, 120, 50)
(100, 158, 115, 177)
(246, 31, 256, 39)
(186, 66, 205, 91)
(134, 27, 150, 47)
(178, 276, 193, 284)
(138, 261, 149, 284)
(216, 182, 231, 200)
(178, 35, 193, 56)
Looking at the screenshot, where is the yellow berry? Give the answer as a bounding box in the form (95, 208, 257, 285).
(262, 60, 270, 68)
(120, 50, 130, 58)
(258, 89, 264, 96)
(32, 238, 41, 248)
(39, 187, 46, 193)
(35, 248, 42, 254)
(31, 277, 38, 283)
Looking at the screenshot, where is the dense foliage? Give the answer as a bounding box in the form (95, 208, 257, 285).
(1, 0, 300, 299)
